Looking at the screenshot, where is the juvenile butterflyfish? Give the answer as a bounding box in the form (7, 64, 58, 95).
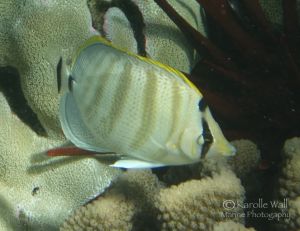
(50, 36, 236, 168)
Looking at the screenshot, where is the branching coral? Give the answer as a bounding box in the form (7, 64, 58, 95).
(279, 138, 300, 199)
(273, 137, 300, 231)
(287, 197, 300, 231)
(259, 0, 283, 28)
(61, 170, 162, 231)
(228, 140, 261, 179)
(156, 169, 245, 231)
(61, 167, 249, 231)
(212, 221, 256, 231)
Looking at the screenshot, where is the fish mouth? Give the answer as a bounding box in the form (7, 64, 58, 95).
(227, 143, 236, 156)
(218, 141, 236, 157)
(204, 140, 236, 158)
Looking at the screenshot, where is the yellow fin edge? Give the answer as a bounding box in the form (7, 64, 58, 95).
(72, 36, 201, 95)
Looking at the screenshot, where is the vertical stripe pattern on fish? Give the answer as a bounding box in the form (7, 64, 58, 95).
(57, 36, 236, 168)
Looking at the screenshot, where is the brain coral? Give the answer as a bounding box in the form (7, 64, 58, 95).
(61, 168, 248, 231)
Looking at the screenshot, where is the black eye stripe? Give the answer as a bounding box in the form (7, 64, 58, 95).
(201, 119, 213, 158)
(56, 57, 63, 93)
(198, 98, 207, 112)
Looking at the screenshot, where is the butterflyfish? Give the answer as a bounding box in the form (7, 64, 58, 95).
(52, 36, 235, 168)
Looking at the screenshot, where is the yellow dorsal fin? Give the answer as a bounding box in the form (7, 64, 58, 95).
(72, 36, 201, 94)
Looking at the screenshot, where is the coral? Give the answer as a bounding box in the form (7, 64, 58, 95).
(228, 140, 261, 179)
(0, 92, 121, 230)
(258, 0, 283, 28)
(61, 170, 162, 231)
(0, 1, 124, 230)
(288, 197, 300, 230)
(0, 1, 213, 230)
(273, 137, 300, 231)
(61, 168, 249, 231)
(88, 0, 205, 73)
(0, 0, 97, 136)
(104, 7, 138, 53)
(156, 169, 245, 231)
(259, 0, 300, 29)
(212, 221, 256, 231)
(279, 138, 300, 199)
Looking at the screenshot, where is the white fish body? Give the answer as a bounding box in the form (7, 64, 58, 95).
(58, 36, 235, 168)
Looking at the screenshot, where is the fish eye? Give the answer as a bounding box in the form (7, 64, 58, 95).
(198, 98, 207, 112)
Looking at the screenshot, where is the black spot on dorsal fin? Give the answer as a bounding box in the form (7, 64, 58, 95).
(56, 57, 63, 93)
